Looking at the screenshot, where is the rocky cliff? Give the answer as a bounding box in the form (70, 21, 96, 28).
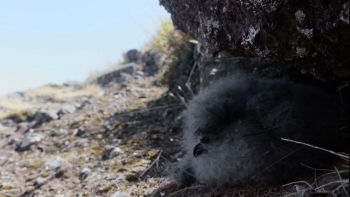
(160, 0, 349, 81)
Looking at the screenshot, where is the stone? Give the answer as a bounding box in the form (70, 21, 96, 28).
(86, 63, 138, 86)
(101, 145, 115, 160)
(79, 167, 92, 181)
(1, 119, 15, 127)
(123, 49, 141, 64)
(107, 138, 122, 146)
(34, 108, 59, 124)
(6, 92, 25, 100)
(72, 128, 85, 137)
(58, 104, 76, 116)
(126, 87, 149, 98)
(141, 49, 162, 76)
(54, 129, 68, 137)
(110, 191, 129, 197)
(76, 98, 91, 109)
(44, 156, 64, 171)
(33, 177, 46, 186)
(18, 131, 43, 150)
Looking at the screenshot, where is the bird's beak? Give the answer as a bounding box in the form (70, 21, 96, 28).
(193, 143, 209, 157)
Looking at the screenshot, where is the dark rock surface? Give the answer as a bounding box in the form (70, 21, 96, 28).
(87, 63, 139, 86)
(160, 0, 349, 81)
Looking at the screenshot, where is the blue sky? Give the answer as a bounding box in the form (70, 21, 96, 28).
(0, 0, 169, 96)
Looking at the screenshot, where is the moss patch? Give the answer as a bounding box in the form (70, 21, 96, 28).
(125, 174, 139, 182)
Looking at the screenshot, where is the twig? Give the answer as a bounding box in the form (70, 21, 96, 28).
(185, 82, 195, 98)
(251, 146, 304, 180)
(185, 62, 197, 98)
(139, 150, 163, 178)
(282, 181, 314, 190)
(315, 179, 349, 190)
(186, 62, 197, 84)
(300, 163, 334, 172)
(177, 86, 190, 102)
(334, 166, 349, 196)
(333, 183, 349, 197)
(281, 138, 349, 159)
(176, 93, 188, 107)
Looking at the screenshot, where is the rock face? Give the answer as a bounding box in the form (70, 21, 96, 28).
(159, 0, 349, 81)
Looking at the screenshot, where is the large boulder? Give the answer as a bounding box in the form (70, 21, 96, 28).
(159, 0, 349, 81)
(86, 63, 139, 86)
(123, 49, 142, 64)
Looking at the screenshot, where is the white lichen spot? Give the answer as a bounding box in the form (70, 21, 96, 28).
(297, 27, 313, 39)
(340, 2, 349, 24)
(248, 0, 279, 13)
(223, 7, 227, 12)
(212, 21, 220, 29)
(255, 48, 270, 57)
(200, 19, 220, 38)
(210, 68, 218, 75)
(296, 47, 308, 57)
(241, 26, 260, 45)
(295, 10, 306, 22)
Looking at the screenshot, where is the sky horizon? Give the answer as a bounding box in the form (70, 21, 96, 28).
(0, 1, 170, 96)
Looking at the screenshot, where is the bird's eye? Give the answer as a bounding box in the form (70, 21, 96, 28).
(193, 143, 209, 157)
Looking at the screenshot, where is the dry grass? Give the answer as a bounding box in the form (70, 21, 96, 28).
(149, 20, 194, 87)
(281, 138, 349, 197)
(0, 98, 34, 111)
(0, 84, 101, 120)
(25, 84, 100, 99)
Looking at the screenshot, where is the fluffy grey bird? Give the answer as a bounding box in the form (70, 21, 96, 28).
(174, 71, 346, 187)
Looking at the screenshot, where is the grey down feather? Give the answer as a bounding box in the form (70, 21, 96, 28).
(174, 71, 346, 187)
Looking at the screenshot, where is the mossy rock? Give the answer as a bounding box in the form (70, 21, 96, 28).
(26, 160, 44, 170)
(41, 171, 51, 178)
(100, 185, 112, 193)
(0, 185, 12, 191)
(148, 150, 159, 160)
(125, 174, 138, 182)
(147, 128, 160, 135)
(3, 109, 36, 123)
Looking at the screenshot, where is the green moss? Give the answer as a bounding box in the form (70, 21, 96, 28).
(70, 117, 89, 129)
(148, 150, 159, 160)
(26, 160, 44, 170)
(160, 45, 194, 87)
(0, 185, 12, 191)
(3, 109, 35, 123)
(126, 138, 143, 148)
(125, 174, 138, 182)
(151, 20, 195, 88)
(147, 128, 160, 135)
(41, 171, 51, 178)
(91, 118, 101, 126)
(101, 185, 112, 193)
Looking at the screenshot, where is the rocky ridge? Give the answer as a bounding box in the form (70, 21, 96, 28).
(0, 48, 187, 197)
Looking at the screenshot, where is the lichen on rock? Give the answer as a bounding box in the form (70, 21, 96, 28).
(160, 0, 349, 81)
